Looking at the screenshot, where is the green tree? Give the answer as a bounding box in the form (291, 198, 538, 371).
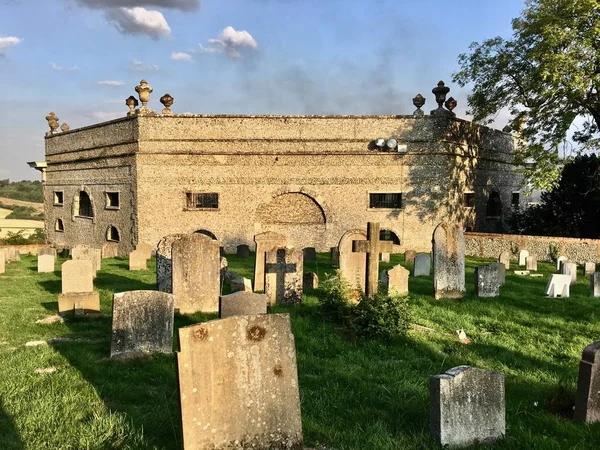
(453, 0, 600, 190)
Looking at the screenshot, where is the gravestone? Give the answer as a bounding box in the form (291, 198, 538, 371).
(380, 252, 390, 263)
(404, 250, 417, 264)
(518, 250, 529, 266)
(591, 273, 600, 297)
(38, 254, 55, 273)
(303, 272, 318, 290)
(352, 222, 402, 297)
(6, 248, 20, 263)
(546, 274, 571, 297)
(102, 242, 119, 259)
(380, 269, 389, 288)
(172, 233, 220, 314)
(303, 247, 317, 261)
(432, 223, 465, 299)
(585, 262, 596, 276)
(265, 246, 303, 305)
(136, 242, 153, 260)
(72, 244, 99, 275)
(236, 244, 250, 258)
(156, 234, 186, 293)
(0, 250, 4, 274)
(413, 253, 431, 277)
(58, 259, 100, 314)
(230, 276, 252, 293)
(475, 265, 500, 297)
(254, 232, 286, 293)
(560, 261, 578, 284)
(388, 265, 409, 296)
(574, 341, 600, 423)
(489, 261, 506, 285)
(110, 290, 174, 359)
(499, 251, 510, 270)
(219, 291, 268, 318)
(556, 256, 568, 271)
(39, 247, 57, 257)
(525, 255, 537, 271)
(430, 366, 505, 447)
(338, 229, 367, 294)
(330, 247, 339, 266)
(129, 249, 147, 271)
(177, 314, 303, 449)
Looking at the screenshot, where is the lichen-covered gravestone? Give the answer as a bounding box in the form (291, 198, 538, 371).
(499, 251, 510, 270)
(156, 234, 186, 293)
(518, 250, 529, 266)
(58, 259, 100, 314)
(110, 290, 174, 359)
(432, 223, 465, 299)
(38, 254, 55, 273)
(388, 265, 409, 296)
(265, 246, 303, 305)
(253, 232, 286, 293)
(219, 291, 268, 318)
(489, 261, 506, 285)
(574, 341, 600, 423)
(338, 229, 367, 294)
(475, 265, 500, 297)
(72, 244, 99, 276)
(413, 253, 431, 277)
(177, 314, 303, 449)
(591, 273, 600, 297)
(525, 255, 537, 271)
(546, 274, 571, 297)
(430, 366, 505, 447)
(172, 233, 220, 314)
(129, 249, 148, 271)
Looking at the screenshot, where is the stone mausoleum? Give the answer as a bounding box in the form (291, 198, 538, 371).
(36, 80, 522, 255)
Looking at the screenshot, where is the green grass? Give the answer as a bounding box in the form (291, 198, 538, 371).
(1, 253, 600, 449)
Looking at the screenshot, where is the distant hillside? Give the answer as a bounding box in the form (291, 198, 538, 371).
(0, 180, 43, 203)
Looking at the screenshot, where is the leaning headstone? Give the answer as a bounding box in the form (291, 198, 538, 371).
(0, 250, 5, 274)
(556, 256, 568, 271)
(38, 254, 55, 273)
(519, 250, 529, 266)
(475, 265, 500, 297)
(499, 251, 510, 270)
(404, 250, 417, 264)
(591, 273, 600, 297)
(156, 234, 186, 293)
(585, 262, 596, 276)
(110, 290, 174, 359)
(102, 242, 119, 259)
(338, 229, 367, 294)
(303, 272, 318, 290)
(413, 253, 431, 277)
(136, 243, 153, 261)
(525, 255, 538, 271)
(561, 261, 578, 285)
(39, 247, 57, 257)
(430, 366, 505, 447)
(58, 260, 100, 314)
(489, 261, 506, 285)
(253, 232, 286, 293)
(388, 265, 409, 296)
(236, 244, 250, 258)
(172, 233, 220, 314)
(432, 223, 465, 299)
(177, 314, 303, 449)
(219, 291, 268, 318)
(546, 274, 571, 298)
(129, 249, 147, 271)
(303, 247, 317, 261)
(574, 341, 600, 423)
(265, 246, 303, 305)
(380, 252, 390, 263)
(230, 276, 252, 293)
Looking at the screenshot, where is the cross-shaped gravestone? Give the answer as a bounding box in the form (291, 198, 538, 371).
(265, 247, 301, 304)
(352, 222, 402, 297)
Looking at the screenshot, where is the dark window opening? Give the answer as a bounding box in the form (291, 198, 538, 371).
(512, 192, 520, 207)
(369, 193, 402, 209)
(486, 192, 502, 217)
(54, 191, 64, 206)
(55, 218, 64, 232)
(463, 192, 475, 208)
(186, 192, 219, 209)
(106, 192, 120, 209)
(379, 229, 400, 245)
(78, 191, 93, 218)
(107, 225, 120, 242)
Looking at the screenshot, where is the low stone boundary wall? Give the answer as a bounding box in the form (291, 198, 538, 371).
(465, 232, 600, 264)
(0, 244, 50, 255)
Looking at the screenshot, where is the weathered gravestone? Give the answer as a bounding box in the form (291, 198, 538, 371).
(265, 246, 303, 305)
(404, 250, 417, 265)
(156, 234, 187, 292)
(39, 247, 57, 257)
(574, 341, 600, 423)
(219, 291, 268, 318)
(338, 229, 367, 294)
(58, 259, 100, 314)
(352, 222, 402, 297)
(489, 261, 506, 285)
(330, 247, 339, 266)
(72, 244, 100, 275)
(430, 366, 505, 447)
(432, 223, 465, 299)
(5, 248, 20, 263)
(38, 254, 55, 273)
(380, 269, 389, 288)
(177, 314, 303, 449)
(556, 256, 568, 271)
(253, 232, 286, 293)
(475, 265, 500, 297)
(380, 252, 390, 263)
(110, 290, 174, 359)
(561, 261, 578, 285)
(413, 253, 431, 277)
(499, 251, 510, 270)
(136, 243, 153, 260)
(546, 274, 571, 298)
(585, 262, 596, 276)
(0, 250, 5, 274)
(518, 250, 529, 266)
(303, 272, 318, 290)
(102, 242, 119, 259)
(303, 247, 317, 262)
(230, 276, 252, 293)
(526, 255, 538, 271)
(591, 273, 600, 297)
(173, 233, 220, 314)
(129, 249, 148, 271)
(236, 244, 250, 258)
(388, 265, 409, 296)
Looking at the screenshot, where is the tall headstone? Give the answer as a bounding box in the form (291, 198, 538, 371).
(219, 291, 268, 318)
(110, 290, 175, 359)
(404, 250, 417, 264)
(561, 261, 578, 285)
(498, 251, 510, 270)
(585, 262, 596, 276)
(172, 233, 220, 314)
(591, 273, 600, 297)
(338, 229, 367, 293)
(556, 256, 568, 271)
(236, 244, 250, 258)
(303, 247, 317, 261)
(430, 366, 505, 447)
(265, 246, 303, 305)
(525, 255, 538, 271)
(58, 259, 100, 314)
(546, 274, 571, 297)
(518, 250, 529, 266)
(253, 232, 286, 293)
(102, 242, 119, 259)
(475, 265, 500, 297)
(574, 341, 600, 423)
(413, 253, 431, 277)
(38, 254, 55, 273)
(177, 314, 303, 450)
(129, 249, 148, 271)
(156, 234, 186, 293)
(388, 265, 409, 296)
(432, 223, 465, 299)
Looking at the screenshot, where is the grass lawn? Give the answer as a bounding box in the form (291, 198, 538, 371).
(0, 253, 600, 449)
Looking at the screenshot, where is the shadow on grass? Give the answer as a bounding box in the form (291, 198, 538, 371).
(0, 400, 24, 450)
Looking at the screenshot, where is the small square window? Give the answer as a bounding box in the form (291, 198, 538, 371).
(53, 191, 64, 206)
(105, 192, 120, 209)
(185, 192, 219, 210)
(512, 192, 520, 207)
(369, 193, 402, 209)
(463, 192, 475, 208)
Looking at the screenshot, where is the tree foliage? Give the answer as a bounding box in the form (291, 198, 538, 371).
(453, 0, 600, 190)
(0, 180, 43, 203)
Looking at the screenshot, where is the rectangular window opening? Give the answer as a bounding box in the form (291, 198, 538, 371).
(463, 192, 475, 208)
(512, 192, 520, 207)
(369, 193, 402, 209)
(105, 192, 120, 209)
(53, 191, 64, 206)
(186, 192, 219, 210)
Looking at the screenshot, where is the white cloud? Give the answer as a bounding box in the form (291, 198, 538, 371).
(197, 43, 222, 54)
(0, 36, 22, 56)
(197, 26, 258, 59)
(133, 59, 160, 72)
(76, 0, 199, 10)
(51, 61, 79, 72)
(98, 80, 124, 86)
(105, 7, 171, 40)
(170, 51, 193, 62)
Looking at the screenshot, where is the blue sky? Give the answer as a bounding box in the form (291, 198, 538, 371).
(0, 0, 525, 181)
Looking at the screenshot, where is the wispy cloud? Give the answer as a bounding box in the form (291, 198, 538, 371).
(0, 36, 22, 57)
(51, 61, 79, 72)
(195, 26, 258, 59)
(98, 80, 124, 86)
(132, 59, 159, 72)
(75, 0, 200, 10)
(170, 51, 193, 62)
(105, 7, 171, 40)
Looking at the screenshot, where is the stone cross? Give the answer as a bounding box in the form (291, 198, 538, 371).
(253, 232, 286, 293)
(265, 247, 301, 304)
(352, 222, 401, 297)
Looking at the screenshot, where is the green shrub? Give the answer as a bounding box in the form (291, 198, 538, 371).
(320, 270, 355, 319)
(350, 292, 411, 341)
(549, 242, 560, 262)
(0, 229, 46, 245)
(5, 205, 44, 220)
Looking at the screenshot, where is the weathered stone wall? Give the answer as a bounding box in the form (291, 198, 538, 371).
(465, 232, 600, 264)
(0, 244, 49, 255)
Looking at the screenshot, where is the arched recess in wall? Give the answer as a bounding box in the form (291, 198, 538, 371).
(486, 191, 502, 217)
(257, 192, 326, 225)
(55, 218, 64, 232)
(72, 189, 95, 220)
(379, 229, 400, 245)
(106, 225, 120, 242)
(194, 229, 218, 240)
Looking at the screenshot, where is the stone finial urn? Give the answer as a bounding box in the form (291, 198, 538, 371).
(126, 96, 138, 116)
(431, 81, 452, 116)
(60, 123, 70, 132)
(45, 112, 59, 135)
(412, 93, 426, 116)
(135, 79, 153, 114)
(160, 93, 174, 116)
